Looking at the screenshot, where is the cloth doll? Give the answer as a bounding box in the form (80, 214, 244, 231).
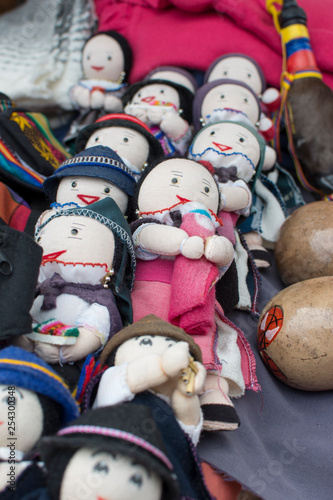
(188, 120, 288, 269)
(64, 31, 133, 152)
(43, 145, 136, 214)
(204, 53, 281, 122)
(75, 113, 165, 179)
(0, 346, 79, 499)
(86, 314, 214, 500)
(193, 77, 277, 144)
(27, 197, 136, 391)
(128, 157, 259, 431)
(40, 403, 180, 500)
(145, 65, 199, 95)
(122, 79, 193, 156)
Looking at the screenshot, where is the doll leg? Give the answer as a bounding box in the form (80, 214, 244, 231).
(200, 372, 240, 431)
(243, 230, 272, 268)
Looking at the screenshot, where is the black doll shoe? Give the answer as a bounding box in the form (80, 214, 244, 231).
(201, 403, 241, 431)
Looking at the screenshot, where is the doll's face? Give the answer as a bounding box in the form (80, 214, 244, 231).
(138, 158, 219, 214)
(189, 122, 261, 182)
(201, 83, 260, 125)
(36, 215, 115, 267)
(0, 385, 43, 454)
(207, 56, 263, 95)
(86, 127, 150, 172)
(60, 447, 163, 500)
(82, 34, 125, 82)
(56, 177, 128, 214)
(115, 335, 178, 365)
(131, 83, 180, 110)
(149, 69, 196, 93)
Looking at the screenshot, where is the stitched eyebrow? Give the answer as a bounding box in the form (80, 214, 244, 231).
(202, 178, 212, 186)
(171, 170, 183, 175)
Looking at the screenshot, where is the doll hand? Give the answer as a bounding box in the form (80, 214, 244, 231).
(104, 94, 123, 112)
(34, 342, 61, 364)
(146, 106, 164, 125)
(161, 341, 190, 378)
(180, 236, 204, 259)
(160, 112, 188, 140)
(71, 84, 91, 108)
(177, 361, 206, 396)
(90, 89, 105, 109)
(125, 104, 148, 123)
(60, 327, 102, 363)
(204, 235, 234, 268)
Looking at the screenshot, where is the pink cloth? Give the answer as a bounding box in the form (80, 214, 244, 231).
(94, 0, 333, 90)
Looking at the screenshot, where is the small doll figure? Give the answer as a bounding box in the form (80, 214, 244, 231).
(43, 145, 136, 214)
(122, 79, 193, 156)
(88, 314, 213, 500)
(0, 346, 79, 499)
(64, 31, 133, 152)
(28, 197, 136, 390)
(204, 53, 281, 118)
(193, 78, 276, 144)
(75, 113, 165, 178)
(188, 121, 286, 268)
(40, 403, 180, 500)
(145, 65, 199, 95)
(128, 157, 256, 431)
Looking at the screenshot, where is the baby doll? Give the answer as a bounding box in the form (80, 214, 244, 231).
(40, 403, 180, 500)
(0, 346, 79, 498)
(193, 78, 276, 144)
(188, 120, 286, 268)
(75, 113, 165, 177)
(28, 197, 136, 391)
(145, 65, 198, 95)
(204, 53, 281, 118)
(64, 31, 133, 152)
(122, 79, 193, 156)
(43, 145, 136, 214)
(88, 314, 213, 500)
(128, 157, 253, 431)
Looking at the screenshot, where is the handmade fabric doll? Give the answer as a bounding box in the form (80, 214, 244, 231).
(64, 31, 133, 152)
(188, 120, 287, 268)
(145, 65, 199, 95)
(28, 197, 136, 390)
(87, 314, 213, 500)
(204, 53, 281, 118)
(193, 78, 276, 144)
(0, 346, 79, 499)
(43, 145, 136, 214)
(128, 157, 259, 431)
(40, 403, 180, 500)
(122, 79, 193, 156)
(75, 113, 165, 178)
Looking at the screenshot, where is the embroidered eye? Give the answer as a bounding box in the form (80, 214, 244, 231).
(159, 89, 165, 94)
(94, 136, 100, 143)
(247, 73, 252, 78)
(107, 56, 112, 61)
(137, 93, 141, 98)
(223, 70, 228, 75)
(123, 137, 129, 143)
(171, 177, 179, 184)
(204, 186, 210, 193)
(71, 228, 78, 235)
(71, 181, 77, 188)
(243, 97, 248, 103)
(209, 130, 215, 136)
(87, 55, 91, 61)
(220, 94, 225, 99)
(104, 187, 111, 194)
(130, 473, 143, 488)
(93, 461, 109, 475)
(139, 338, 153, 346)
(239, 137, 245, 143)
(36, 236, 41, 243)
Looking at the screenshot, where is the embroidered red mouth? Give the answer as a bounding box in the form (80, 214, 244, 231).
(91, 65, 104, 71)
(213, 142, 233, 152)
(77, 194, 100, 205)
(176, 195, 191, 203)
(42, 250, 67, 262)
(141, 96, 155, 103)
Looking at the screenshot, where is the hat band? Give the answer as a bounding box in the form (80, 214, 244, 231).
(59, 156, 134, 178)
(0, 359, 70, 389)
(57, 425, 173, 470)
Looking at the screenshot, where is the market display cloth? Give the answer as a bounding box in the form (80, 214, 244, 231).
(94, 0, 333, 90)
(197, 257, 333, 500)
(0, 0, 97, 110)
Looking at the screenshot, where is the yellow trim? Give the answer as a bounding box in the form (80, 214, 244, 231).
(281, 24, 310, 44)
(266, 0, 282, 33)
(0, 359, 69, 389)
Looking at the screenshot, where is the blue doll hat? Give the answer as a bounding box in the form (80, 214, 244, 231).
(43, 145, 136, 202)
(0, 346, 79, 424)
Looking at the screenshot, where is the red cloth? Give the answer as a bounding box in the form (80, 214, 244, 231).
(94, 0, 333, 90)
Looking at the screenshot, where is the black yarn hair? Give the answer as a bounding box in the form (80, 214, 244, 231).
(82, 30, 133, 82)
(37, 393, 63, 437)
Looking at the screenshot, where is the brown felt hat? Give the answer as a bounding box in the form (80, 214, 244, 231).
(100, 314, 202, 367)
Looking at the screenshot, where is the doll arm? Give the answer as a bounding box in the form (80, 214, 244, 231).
(92, 364, 136, 408)
(204, 234, 234, 269)
(160, 111, 190, 141)
(171, 361, 206, 425)
(133, 223, 204, 259)
(220, 180, 252, 214)
(104, 93, 123, 112)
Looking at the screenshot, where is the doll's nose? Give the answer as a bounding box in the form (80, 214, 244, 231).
(212, 141, 233, 152)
